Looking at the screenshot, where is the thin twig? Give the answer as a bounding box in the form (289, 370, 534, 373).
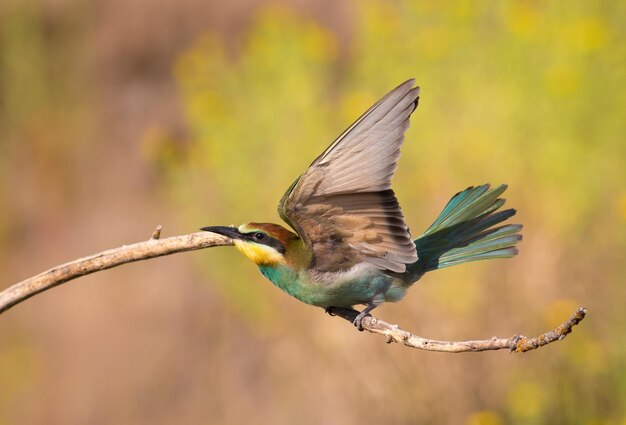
(0, 229, 587, 353)
(326, 306, 587, 353)
(150, 225, 162, 240)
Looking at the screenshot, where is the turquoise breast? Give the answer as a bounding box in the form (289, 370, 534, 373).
(258, 264, 407, 308)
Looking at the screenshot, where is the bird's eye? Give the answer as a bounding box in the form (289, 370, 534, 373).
(252, 232, 266, 241)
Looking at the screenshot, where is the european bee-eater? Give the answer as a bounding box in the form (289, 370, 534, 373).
(202, 79, 522, 328)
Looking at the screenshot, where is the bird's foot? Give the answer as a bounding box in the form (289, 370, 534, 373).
(352, 311, 370, 331)
(352, 302, 380, 331)
(325, 306, 337, 316)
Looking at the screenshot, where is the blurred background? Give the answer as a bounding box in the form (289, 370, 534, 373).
(1, 0, 624, 424)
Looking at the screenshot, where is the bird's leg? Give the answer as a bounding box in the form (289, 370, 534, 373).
(354, 302, 380, 331)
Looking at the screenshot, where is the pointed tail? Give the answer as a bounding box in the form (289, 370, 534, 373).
(406, 184, 522, 280)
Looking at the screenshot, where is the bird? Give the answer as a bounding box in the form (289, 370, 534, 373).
(202, 79, 522, 329)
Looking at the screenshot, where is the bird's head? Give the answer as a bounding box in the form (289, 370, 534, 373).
(201, 223, 298, 266)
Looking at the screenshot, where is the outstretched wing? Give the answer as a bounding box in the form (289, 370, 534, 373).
(278, 80, 420, 273)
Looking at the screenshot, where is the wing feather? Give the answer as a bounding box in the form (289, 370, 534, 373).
(278, 80, 420, 273)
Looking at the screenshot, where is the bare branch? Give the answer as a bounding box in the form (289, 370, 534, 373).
(0, 229, 587, 353)
(326, 306, 587, 353)
(0, 231, 233, 314)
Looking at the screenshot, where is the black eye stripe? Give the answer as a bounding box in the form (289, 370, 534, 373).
(245, 232, 285, 254)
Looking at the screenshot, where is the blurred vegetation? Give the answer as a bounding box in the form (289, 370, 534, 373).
(158, 1, 626, 423)
(1, 0, 625, 424)
(1, 2, 90, 423)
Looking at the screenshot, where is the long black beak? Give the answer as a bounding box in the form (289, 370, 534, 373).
(200, 226, 243, 240)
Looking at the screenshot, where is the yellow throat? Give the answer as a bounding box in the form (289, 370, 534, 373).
(233, 239, 285, 266)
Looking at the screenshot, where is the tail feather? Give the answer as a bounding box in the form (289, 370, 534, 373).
(407, 184, 522, 278)
(424, 184, 507, 235)
(437, 225, 522, 265)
